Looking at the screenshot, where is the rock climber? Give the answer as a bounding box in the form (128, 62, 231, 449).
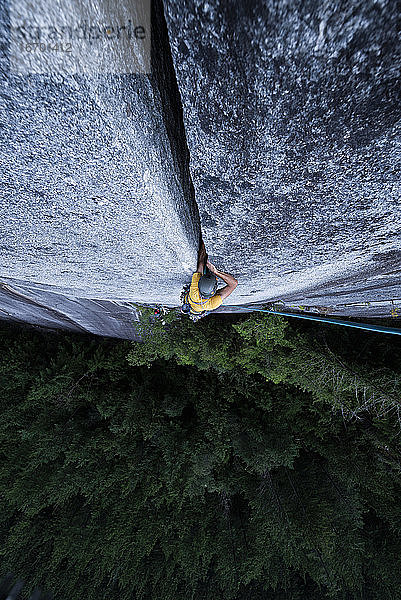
(181, 238, 238, 317)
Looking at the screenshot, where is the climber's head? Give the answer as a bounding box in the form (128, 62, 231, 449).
(198, 270, 218, 299)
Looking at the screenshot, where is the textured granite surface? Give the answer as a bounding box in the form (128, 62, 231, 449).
(0, 278, 141, 338)
(0, 0, 200, 304)
(1, 0, 400, 336)
(163, 0, 401, 307)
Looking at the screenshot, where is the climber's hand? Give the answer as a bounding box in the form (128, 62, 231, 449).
(207, 260, 218, 275)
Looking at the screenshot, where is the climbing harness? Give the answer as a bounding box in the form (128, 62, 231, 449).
(180, 284, 209, 322)
(223, 305, 401, 337)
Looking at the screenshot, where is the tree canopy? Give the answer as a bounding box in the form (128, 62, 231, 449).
(1, 312, 401, 599)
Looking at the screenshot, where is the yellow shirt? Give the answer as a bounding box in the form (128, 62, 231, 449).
(188, 272, 223, 312)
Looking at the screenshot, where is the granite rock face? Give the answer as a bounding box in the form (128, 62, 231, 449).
(0, 278, 141, 339)
(163, 0, 401, 306)
(1, 0, 401, 337)
(0, 0, 199, 306)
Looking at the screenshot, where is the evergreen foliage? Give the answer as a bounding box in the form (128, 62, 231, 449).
(1, 314, 401, 599)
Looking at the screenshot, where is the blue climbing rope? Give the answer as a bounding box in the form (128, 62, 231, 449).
(224, 305, 401, 336)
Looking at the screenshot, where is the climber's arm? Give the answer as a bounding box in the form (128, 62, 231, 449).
(207, 261, 238, 301)
(196, 239, 207, 273)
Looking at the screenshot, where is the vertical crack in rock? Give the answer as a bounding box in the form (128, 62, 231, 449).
(150, 0, 201, 248)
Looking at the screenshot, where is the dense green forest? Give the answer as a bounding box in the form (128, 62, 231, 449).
(1, 311, 401, 599)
